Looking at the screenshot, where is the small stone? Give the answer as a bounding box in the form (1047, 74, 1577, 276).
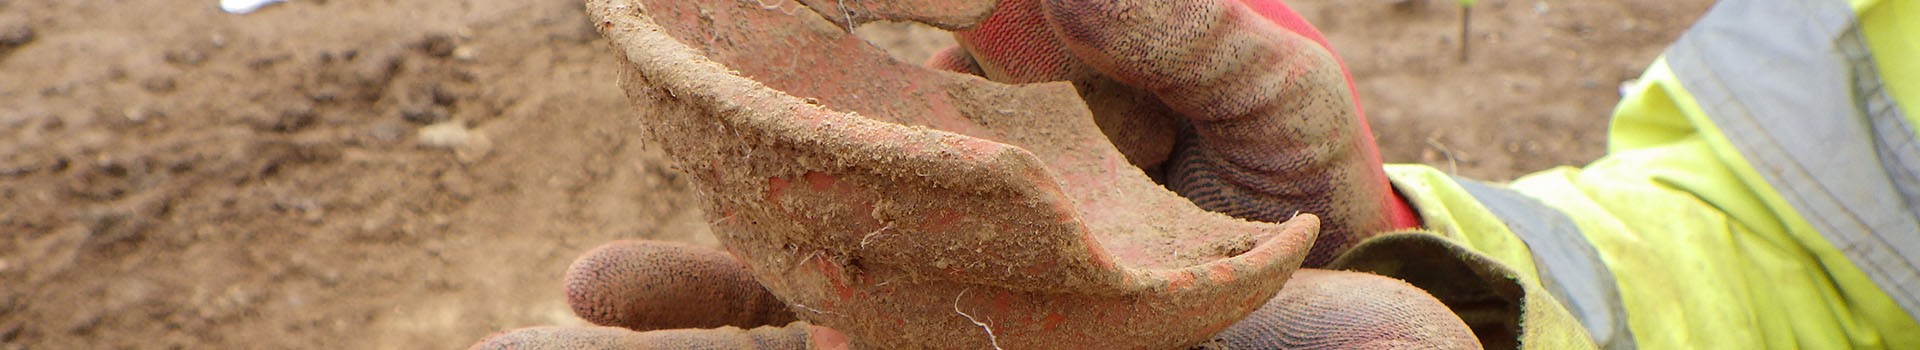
(416, 34, 456, 58)
(452, 46, 477, 61)
(417, 122, 491, 163)
(164, 48, 207, 67)
(399, 105, 449, 124)
(271, 106, 316, 132)
(418, 122, 473, 149)
(140, 76, 177, 93)
(247, 103, 317, 133)
(456, 132, 493, 163)
(0, 15, 32, 52)
(247, 54, 290, 70)
(428, 85, 459, 106)
(123, 106, 161, 124)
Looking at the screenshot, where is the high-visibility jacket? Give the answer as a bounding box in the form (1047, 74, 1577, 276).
(1347, 0, 1920, 348)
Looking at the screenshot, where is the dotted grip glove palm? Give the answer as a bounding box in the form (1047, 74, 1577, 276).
(474, 241, 1477, 349)
(472, 0, 1475, 348)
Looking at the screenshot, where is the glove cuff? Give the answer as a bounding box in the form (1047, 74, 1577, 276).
(1387, 183, 1424, 230)
(1329, 232, 1599, 349)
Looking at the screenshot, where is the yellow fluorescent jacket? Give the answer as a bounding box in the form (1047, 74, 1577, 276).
(1377, 0, 1920, 348)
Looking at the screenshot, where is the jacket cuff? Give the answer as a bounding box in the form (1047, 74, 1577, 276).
(1330, 232, 1597, 349)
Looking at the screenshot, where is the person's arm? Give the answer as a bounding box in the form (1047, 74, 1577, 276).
(1381, 9, 1920, 342)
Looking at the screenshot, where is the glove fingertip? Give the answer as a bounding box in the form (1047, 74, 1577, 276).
(562, 241, 640, 328)
(563, 240, 797, 332)
(1213, 269, 1481, 349)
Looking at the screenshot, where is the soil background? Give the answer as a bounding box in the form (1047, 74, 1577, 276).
(2, 0, 1709, 348)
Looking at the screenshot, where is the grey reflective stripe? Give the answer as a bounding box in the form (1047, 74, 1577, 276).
(1667, 0, 1920, 321)
(1456, 179, 1634, 350)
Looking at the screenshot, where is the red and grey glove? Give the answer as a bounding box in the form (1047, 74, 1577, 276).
(940, 0, 1422, 266)
(470, 0, 1479, 349)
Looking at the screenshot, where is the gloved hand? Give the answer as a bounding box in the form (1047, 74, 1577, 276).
(937, 0, 1421, 267)
(471, 0, 1481, 348)
(471, 240, 1478, 349)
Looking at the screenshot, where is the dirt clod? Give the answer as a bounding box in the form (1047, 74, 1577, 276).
(416, 34, 458, 58)
(0, 15, 31, 53)
(139, 76, 178, 93)
(248, 104, 318, 133)
(400, 105, 450, 124)
(417, 121, 493, 163)
(163, 48, 208, 67)
(417, 122, 474, 149)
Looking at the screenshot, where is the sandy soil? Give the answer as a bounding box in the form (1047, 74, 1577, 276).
(1, 0, 1707, 348)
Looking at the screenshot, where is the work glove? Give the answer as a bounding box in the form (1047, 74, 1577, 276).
(472, 241, 1478, 349)
(471, 0, 1482, 348)
(938, 0, 1421, 266)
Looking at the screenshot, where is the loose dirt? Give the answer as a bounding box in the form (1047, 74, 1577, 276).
(0, 0, 1707, 348)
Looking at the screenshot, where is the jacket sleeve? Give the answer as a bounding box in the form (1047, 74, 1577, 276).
(1372, 59, 1920, 349)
